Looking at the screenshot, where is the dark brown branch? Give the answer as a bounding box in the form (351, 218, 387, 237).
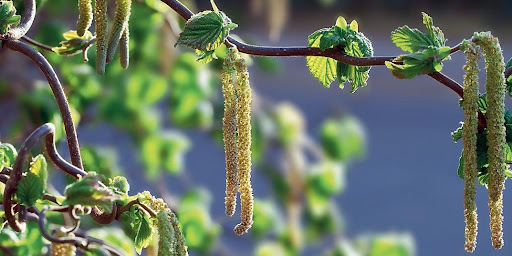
(2, 123, 86, 232)
(34, 208, 123, 256)
(3, 39, 83, 169)
(20, 36, 54, 52)
(7, 0, 35, 39)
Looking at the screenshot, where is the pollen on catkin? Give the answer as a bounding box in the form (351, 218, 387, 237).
(222, 48, 239, 217)
(50, 230, 77, 256)
(476, 31, 507, 250)
(119, 25, 130, 69)
(94, 0, 108, 75)
(106, 0, 132, 63)
(461, 40, 480, 253)
(233, 54, 254, 236)
(76, 0, 93, 36)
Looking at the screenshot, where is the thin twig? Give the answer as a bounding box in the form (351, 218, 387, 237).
(20, 36, 54, 52)
(3, 39, 83, 169)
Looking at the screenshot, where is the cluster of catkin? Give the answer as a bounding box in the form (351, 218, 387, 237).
(50, 229, 77, 256)
(461, 33, 507, 252)
(77, 0, 131, 74)
(222, 47, 254, 235)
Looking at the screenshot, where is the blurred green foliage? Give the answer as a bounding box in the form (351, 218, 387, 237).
(0, 0, 415, 255)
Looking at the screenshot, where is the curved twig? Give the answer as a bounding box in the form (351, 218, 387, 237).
(3, 39, 83, 169)
(7, 0, 36, 39)
(20, 36, 54, 52)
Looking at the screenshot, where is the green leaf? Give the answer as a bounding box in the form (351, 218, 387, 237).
(366, 233, 415, 256)
(52, 30, 94, 56)
(506, 57, 512, 97)
(120, 206, 154, 254)
(0, 1, 20, 34)
(0, 143, 17, 170)
(451, 123, 463, 142)
(108, 176, 130, 195)
(320, 116, 366, 161)
(63, 172, 119, 208)
(391, 26, 434, 53)
(385, 52, 432, 79)
(176, 10, 237, 51)
(306, 29, 337, 87)
(16, 155, 48, 207)
(422, 12, 445, 47)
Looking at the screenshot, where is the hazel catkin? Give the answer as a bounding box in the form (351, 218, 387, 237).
(233, 54, 254, 235)
(119, 25, 130, 69)
(222, 48, 239, 217)
(461, 40, 480, 253)
(76, 0, 93, 36)
(106, 0, 132, 64)
(94, 0, 108, 75)
(476, 31, 507, 250)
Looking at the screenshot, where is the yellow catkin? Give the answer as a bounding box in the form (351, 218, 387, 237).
(119, 25, 129, 69)
(76, 0, 93, 36)
(233, 54, 254, 235)
(50, 231, 77, 256)
(461, 40, 480, 253)
(106, 0, 132, 63)
(222, 48, 239, 217)
(94, 0, 108, 75)
(476, 32, 507, 249)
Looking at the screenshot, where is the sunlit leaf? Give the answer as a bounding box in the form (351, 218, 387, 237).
(16, 155, 48, 207)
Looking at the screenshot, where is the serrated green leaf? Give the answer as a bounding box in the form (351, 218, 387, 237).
(120, 206, 154, 254)
(176, 10, 237, 52)
(16, 155, 47, 207)
(63, 172, 119, 208)
(422, 12, 445, 47)
(0, 143, 17, 170)
(306, 28, 337, 87)
(391, 26, 434, 53)
(451, 124, 463, 142)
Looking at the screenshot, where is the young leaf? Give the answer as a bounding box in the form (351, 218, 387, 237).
(306, 29, 337, 87)
(391, 26, 434, 53)
(52, 30, 94, 57)
(120, 207, 154, 254)
(0, 143, 17, 169)
(506, 57, 512, 97)
(63, 172, 119, 208)
(0, 1, 20, 34)
(176, 10, 237, 52)
(16, 155, 48, 207)
(422, 12, 445, 47)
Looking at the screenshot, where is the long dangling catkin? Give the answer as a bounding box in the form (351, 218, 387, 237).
(222, 48, 239, 217)
(76, 0, 93, 36)
(233, 54, 254, 235)
(94, 0, 108, 75)
(461, 40, 480, 253)
(119, 25, 130, 69)
(476, 31, 507, 249)
(106, 0, 132, 63)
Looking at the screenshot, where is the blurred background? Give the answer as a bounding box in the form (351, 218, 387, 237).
(0, 0, 511, 255)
